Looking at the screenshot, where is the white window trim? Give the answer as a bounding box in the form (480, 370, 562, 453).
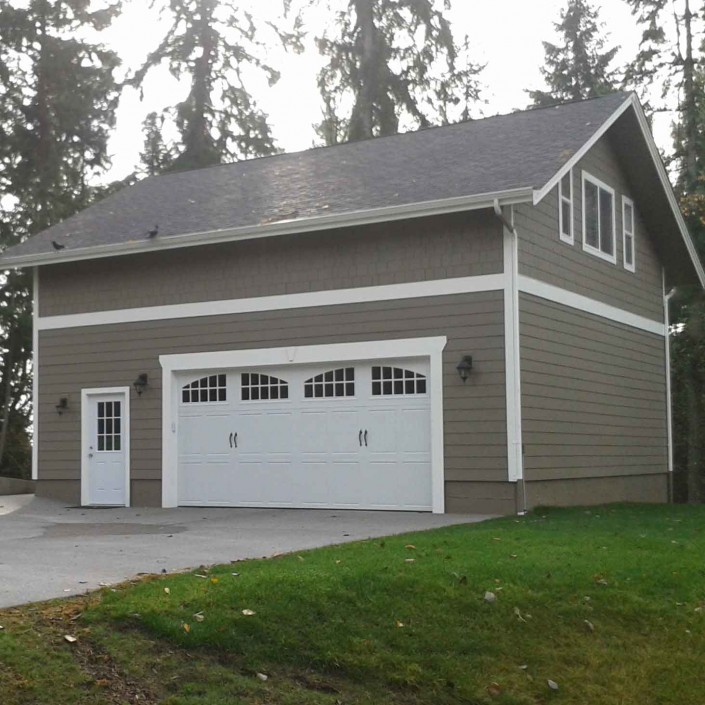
(622, 195, 636, 273)
(80, 387, 131, 507)
(160, 336, 447, 513)
(559, 168, 574, 244)
(581, 170, 617, 264)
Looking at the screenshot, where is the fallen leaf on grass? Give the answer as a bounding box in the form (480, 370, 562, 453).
(395, 620, 404, 628)
(487, 682, 502, 697)
(242, 609, 256, 616)
(256, 672, 268, 681)
(547, 679, 559, 691)
(183, 623, 191, 633)
(484, 591, 497, 604)
(95, 679, 110, 688)
(584, 620, 595, 632)
(64, 635, 77, 644)
(405, 544, 416, 550)
(404, 558, 415, 564)
(513, 607, 527, 623)
(194, 612, 205, 622)
(210, 578, 219, 585)
(195, 574, 208, 579)
(164, 587, 170, 595)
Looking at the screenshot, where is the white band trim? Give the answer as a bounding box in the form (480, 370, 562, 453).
(37, 273, 505, 331)
(518, 275, 666, 336)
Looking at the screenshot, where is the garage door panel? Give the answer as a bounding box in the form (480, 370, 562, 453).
(177, 359, 432, 510)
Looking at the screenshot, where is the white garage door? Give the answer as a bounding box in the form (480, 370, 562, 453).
(177, 360, 432, 510)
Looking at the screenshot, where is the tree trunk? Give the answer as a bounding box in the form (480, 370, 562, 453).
(349, 0, 377, 141)
(682, 0, 698, 191)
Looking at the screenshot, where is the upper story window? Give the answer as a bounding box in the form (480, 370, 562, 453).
(582, 171, 616, 264)
(559, 169, 574, 244)
(622, 196, 636, 272)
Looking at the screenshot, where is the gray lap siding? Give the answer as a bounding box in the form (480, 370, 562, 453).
(520, 293, 668, 506)
(37, 291, 510, 511)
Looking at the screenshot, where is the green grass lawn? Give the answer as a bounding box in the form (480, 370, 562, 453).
(1, 504, 704, 704)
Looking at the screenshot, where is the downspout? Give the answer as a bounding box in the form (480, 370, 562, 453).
(663, 274, 677, 503)
(493, 200, 527, 515)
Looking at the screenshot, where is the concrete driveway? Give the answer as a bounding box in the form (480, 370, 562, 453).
(0, 495, 490, 608)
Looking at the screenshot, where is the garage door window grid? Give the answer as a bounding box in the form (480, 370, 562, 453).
(182, 374, 227, 403)
(97, 401, 121, 451)
(372, 366, 427, 396)
(241, 372, 289, 401)
(304, 368, 355, 398)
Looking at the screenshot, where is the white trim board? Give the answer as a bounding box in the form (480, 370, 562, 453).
(37, 273, 505, 331)
(31, 267, 38, 481)
(518, 275, 666, 337)
(1, 188, 534, 269)
(160, 337, 448, 513)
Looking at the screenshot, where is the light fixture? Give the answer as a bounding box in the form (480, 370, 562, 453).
(133, 373, 148, 396)
(56, 397, 68, 415)
(456, 355, 473, 383)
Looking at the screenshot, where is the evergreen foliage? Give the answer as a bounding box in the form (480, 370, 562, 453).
(312, 0, 483, 144)
(530, 0, 618, 107)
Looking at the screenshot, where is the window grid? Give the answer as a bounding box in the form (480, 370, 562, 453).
(559, 170, 574, 244)
(241, 373, 289, 401)
(623, 196, 635, 272)
(304, 368, 355, 398)
(182, 374, 227, 404)
(97, 400, 121, 452)
(582, 171, 616, 264)
(372, 366, 427, 396)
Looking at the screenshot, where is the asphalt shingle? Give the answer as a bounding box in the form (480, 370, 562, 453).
(2, 92, 631, 259)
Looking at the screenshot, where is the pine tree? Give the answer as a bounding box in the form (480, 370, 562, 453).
(312, 0, 483, 145)
(529, 0, 618, 107)
(133, 0, 299, 173)
(0, 0, 121, 476)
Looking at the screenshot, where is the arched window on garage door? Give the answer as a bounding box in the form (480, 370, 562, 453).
(181, 374, 227, 403)
(241, 373, 289, 401)
(304, 368, 355, 398)
(371, 366, 427, 396)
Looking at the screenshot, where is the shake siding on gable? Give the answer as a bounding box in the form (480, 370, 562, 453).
(514, 134, 663, 322)
(39, 211, 503, 317)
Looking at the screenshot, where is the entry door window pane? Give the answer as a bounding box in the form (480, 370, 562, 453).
(97, 400, 121, 452)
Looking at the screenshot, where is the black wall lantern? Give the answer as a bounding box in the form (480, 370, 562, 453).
(456, 355, 473, 383)
(56, 397, 68, 415)
(133, 373, 148, 396)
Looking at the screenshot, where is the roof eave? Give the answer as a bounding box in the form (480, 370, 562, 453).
(0, 187, 534, 269)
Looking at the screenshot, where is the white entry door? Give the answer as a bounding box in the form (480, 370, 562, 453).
(176, 360, 432, 510)
(82, 390, 129, 506)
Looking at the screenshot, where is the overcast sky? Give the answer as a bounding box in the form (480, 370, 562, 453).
(102, 0, 652, 181)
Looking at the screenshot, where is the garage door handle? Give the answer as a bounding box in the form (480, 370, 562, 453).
(364, 429, 368, 447)
(234, 432, 238, 448)
(229, 432, 233, 449)
(359, 429, 363, 447)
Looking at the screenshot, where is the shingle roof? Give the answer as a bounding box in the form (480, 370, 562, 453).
(2, 92, 633, 261)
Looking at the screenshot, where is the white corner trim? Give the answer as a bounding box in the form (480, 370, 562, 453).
(558, 168, 574, 245)
(2, 188, 534, 269)
(622, 195, 636, 273)
(160, 337, 448, 513)
(80, 387, 131, 507)
(663, 269, 674, 474)
(32, 267, 39, 481)
(519, 275, 666, 336)
(502, 207, 524, 484)
(533, 95, 634, 206)
(37, 274, 506, 331)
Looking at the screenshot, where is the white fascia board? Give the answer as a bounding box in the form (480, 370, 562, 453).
(37, 273, 505, 331)
(534, 94, 705, 289)
(1, 187, 534, 269)
(532, 95, 634, 206)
